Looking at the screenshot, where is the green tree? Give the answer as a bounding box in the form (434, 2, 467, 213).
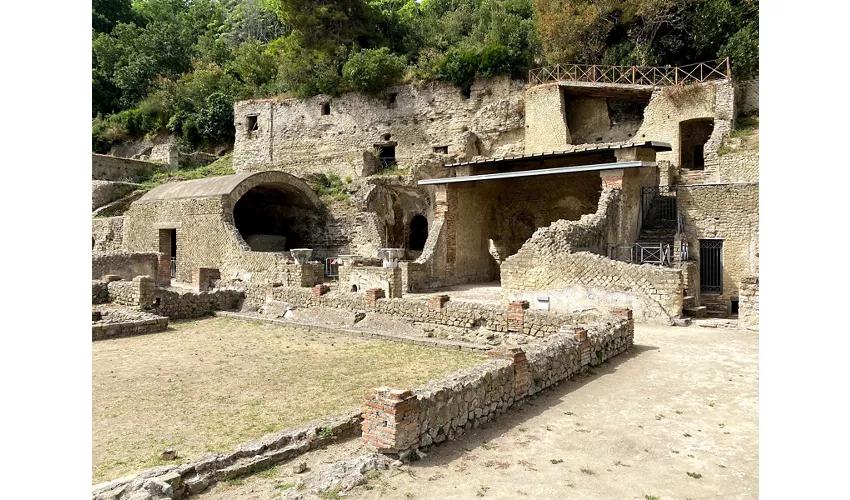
(342, 47, 407, 94)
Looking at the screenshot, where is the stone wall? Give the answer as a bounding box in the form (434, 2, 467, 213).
(678, 183, 759, 308)
(500, 176, 682, 324)
(92, 251, 160, 281)
(233, 76, 526, 178)
(735, 78, 759, 114)
(92, 153, 165, 182)
(93, 181, 140, 211)
(361, 311, 633, 454)
(92, 280, 109, 304)
(738, 276, 759, 330)
(257, 285, 604, 339)
(151, 287, 243, 319)
(339, 265, 403, 298)
(92, 217, 125, 253)
(716, 150, 759, 183)
(92, 307, 168, 340)
(504, 250, 682, 324)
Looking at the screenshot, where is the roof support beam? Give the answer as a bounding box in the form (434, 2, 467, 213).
(418, 160, 655, 186)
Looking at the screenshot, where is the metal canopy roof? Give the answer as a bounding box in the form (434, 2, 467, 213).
(442, 141, 672, 169)
(419, 160, 654, 185)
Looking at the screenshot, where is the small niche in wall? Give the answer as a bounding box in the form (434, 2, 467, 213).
(461, 84, 472, 99)
(536, 296, 550, 311)
(731, 297, 739, 315)
(246, 114, 258, 132)
(382, 133, 392, 141)
(433, 145, 448, 154)
(321, 102, 330, 115)
(386, 92, 398, 108)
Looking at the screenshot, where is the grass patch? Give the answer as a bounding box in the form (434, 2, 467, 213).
(92, 317, 484, 483)
(308, 172, 351, 203)
(645, 495, 660, 500)
(138, 153, 234, 190)
(687, 471, 703, 479)
(580, 466, 594, 475)
(371, 163, 410, 177)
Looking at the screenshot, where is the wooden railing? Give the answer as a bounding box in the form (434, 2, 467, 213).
(528, 57, 731, 87)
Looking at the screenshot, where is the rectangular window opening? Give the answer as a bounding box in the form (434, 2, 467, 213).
(387, 92, 398, 108)
(321, 103, 330, 115)
(377, 145, 396, 169)
(433, 145, 448, 154)
(247, 115, 258, 132)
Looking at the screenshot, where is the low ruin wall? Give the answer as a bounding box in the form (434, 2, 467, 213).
(92, 308, 168, 341)
(258, 286, 602, 338)
(92, 153, 165, 182)
(92, 251, 159, 281)
(152, 288, 243, 320)
(362, 311, 634, 454)
(92, 217, 125, 253)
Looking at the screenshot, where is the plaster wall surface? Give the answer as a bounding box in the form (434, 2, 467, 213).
(524, 84, 569, 152)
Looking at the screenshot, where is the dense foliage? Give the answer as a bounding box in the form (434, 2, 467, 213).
(92, 0, 758, 151)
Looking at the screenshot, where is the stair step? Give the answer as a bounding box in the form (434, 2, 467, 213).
(683, 306, 707, 318)
(706, 310, 728, 318)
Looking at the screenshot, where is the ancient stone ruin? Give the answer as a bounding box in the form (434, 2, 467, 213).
(92, 62, 759, 498)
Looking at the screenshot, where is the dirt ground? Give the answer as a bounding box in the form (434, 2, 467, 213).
(91, 317, 484, 484)
(198, 323, 758, 499)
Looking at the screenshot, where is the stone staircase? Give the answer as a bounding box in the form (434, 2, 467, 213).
(700, 294, 729, 318)
(682, 293, 707, 318)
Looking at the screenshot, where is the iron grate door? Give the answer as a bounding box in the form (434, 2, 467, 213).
(700, 239, 723, 293)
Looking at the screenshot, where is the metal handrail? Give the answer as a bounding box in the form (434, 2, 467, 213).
(528, 57, 731, 87)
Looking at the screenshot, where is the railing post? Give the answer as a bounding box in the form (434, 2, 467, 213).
(632, 65, 635, 84)
(725, 57, 731, 79)
(592, 65, 596, 82)
(674, 67, 678, 85)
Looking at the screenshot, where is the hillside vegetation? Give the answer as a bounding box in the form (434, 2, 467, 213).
(93, 0, 758, 152)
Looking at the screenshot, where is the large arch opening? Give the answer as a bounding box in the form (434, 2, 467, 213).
(233, 184, 322, 252)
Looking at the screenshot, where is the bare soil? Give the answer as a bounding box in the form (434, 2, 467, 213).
(197, 323, 758, 499)
(91, 316, 484, 484)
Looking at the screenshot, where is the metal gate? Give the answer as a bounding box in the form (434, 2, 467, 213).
(699, 239, 723, 293)
(324, 257, 340, 279)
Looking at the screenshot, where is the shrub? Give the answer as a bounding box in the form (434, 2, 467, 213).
(342, 48, 407, 95)
(478, 44, 514, 78)
(435, 47, 480, 88)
